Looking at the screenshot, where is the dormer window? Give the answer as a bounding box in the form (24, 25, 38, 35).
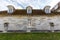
(8, 8, 13, 13)
(7, 5, 15, 14)
(44, 6, 51, 14)
(26, 6, 32, 14)
(45, 9, 50, 13)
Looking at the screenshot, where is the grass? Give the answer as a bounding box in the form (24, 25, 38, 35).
(0, 33, 60, 40)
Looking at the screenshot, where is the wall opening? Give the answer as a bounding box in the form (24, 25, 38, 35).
(49, 22, 54, 32)
(4, 22, 9, 32)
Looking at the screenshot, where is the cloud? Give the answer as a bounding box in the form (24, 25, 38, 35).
(0, 0, 60, 11)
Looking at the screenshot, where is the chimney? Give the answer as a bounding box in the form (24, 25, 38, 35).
(44, 6, 51, 14)
(7, 5, 15, 14)
(26, 6, 32, 14)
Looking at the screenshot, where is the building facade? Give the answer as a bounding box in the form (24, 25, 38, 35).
(0, 2, 60, 32)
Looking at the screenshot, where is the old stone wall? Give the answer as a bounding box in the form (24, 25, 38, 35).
(0, 16, 59, 31)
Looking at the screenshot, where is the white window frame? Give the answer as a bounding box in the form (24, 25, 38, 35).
(44, 6, 51, 14)
(27, 7, 32, 14)
(8, 8, 13, 14)
(45, 9, 50, 13)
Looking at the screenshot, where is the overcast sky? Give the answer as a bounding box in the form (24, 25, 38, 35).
(0, 0, 60, 11)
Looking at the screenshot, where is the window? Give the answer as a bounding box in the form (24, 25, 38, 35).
(49, 22, 54, 32)
(45, 9, 50, 13)
(7, 5, 15, 14)
(27, 6, 32, 14)
(44, 6, 51, 14)
(4, 23, 9, 32)
(27, 8, 32, 14)
(8, 8, 13, 13)
(49, 22, 54, 27)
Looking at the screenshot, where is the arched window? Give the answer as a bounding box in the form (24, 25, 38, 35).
(7, 5, 15, 14)
(44, 6, 51, 14)
(26, 6, 32, 14)
(8, 8, 13, 13)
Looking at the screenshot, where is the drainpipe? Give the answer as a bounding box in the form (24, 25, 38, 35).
(27, 18, 31, 32)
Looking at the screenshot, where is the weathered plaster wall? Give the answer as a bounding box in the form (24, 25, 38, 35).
(0, 16, 60, 31)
